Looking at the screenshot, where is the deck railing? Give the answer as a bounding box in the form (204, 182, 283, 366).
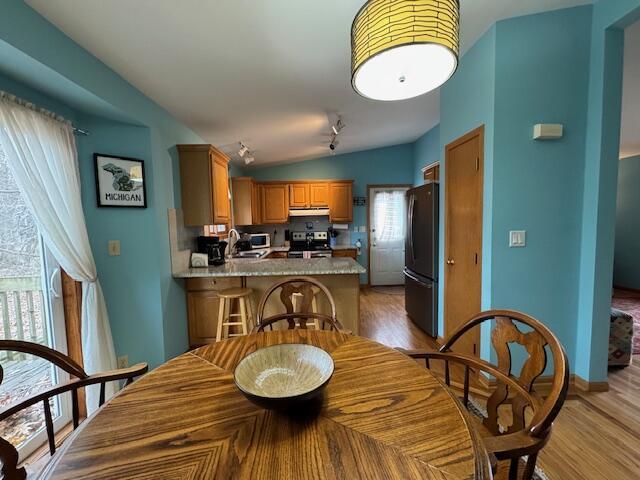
(0, 277, 48, 361)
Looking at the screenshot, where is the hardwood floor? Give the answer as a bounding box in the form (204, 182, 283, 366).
(359, 286, 640, 480)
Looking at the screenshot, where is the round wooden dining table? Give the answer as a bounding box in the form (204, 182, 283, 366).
(40, 330, 492, 479)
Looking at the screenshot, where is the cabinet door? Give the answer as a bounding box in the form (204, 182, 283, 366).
(329, 182, 353, 222)
(211, 152, 230, 223)
(231, 177, 253, 226)
(261, 184, 289, 224)
(309, 183, 329, 207)
(251, 182, 262, 225)
(186, 291, 220, 347)
(289, 184, 309, 208)
(332, 248, 357, 259)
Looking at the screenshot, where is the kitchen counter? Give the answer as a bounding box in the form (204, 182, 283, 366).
(174, 257, 366, 278)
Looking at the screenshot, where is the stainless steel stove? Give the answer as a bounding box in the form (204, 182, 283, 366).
(287, 231, 332, 258)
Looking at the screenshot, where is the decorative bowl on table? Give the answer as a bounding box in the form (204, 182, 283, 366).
(233, 343, 334, 410)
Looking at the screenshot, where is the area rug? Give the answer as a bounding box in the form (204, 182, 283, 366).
(466, 397, 550, 480)
(612, 289, 640, 355)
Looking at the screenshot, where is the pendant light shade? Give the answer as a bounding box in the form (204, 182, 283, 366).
(351, 0, 459, 101)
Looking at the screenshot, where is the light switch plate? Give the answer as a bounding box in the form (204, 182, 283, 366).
(509, 230, 526, 247)
(108, 240, 121, 256)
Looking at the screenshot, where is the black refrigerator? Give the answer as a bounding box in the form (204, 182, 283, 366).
(404, 182, 439, 337)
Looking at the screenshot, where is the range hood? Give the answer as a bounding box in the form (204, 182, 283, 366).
(289, 208, 330, 217)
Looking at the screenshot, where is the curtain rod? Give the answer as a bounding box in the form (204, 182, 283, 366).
(1, 90, 90, 136)
(73, 126, 90, 136)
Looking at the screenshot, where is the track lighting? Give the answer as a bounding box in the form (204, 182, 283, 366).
(238, 143, 249, 158)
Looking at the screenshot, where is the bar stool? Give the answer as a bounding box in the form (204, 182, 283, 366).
(216, 287, 253, 342)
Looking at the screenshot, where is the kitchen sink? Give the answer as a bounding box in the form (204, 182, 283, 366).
(232, 250, 268, 259)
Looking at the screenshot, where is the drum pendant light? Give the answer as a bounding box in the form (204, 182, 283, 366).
(351, 0, 459, 101)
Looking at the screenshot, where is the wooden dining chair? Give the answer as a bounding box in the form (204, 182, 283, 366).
(399, 309, 569, 480)
(254, 276, 344, 332)
(0, 340, 147, 479)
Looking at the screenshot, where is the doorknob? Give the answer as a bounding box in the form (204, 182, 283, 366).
(446, 259, 455, 265)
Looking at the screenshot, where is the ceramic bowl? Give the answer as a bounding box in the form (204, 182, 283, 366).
(234, 344, 334, 410)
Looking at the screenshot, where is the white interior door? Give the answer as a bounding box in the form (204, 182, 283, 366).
(369, 187, 409, 286)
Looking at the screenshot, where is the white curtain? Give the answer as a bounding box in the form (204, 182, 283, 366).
(373, 190, 407, 242)
(0, 91, 117, 413)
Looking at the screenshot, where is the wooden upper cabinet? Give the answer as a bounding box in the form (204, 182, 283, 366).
(178, 144, 230, 226)
(329, 181, 353, 222)
(309, 183, 330, 207)
(289, 183, 310, 208)
(211, 152, 230, 223)
(251, 182, 262, 225)
(231, 177, 260, 226)
(261, 184, 289, 224)
(423, 163, 440, 183)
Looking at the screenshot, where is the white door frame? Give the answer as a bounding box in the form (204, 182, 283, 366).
(14, 241, 72, 461)
(367, 184, 412, 286)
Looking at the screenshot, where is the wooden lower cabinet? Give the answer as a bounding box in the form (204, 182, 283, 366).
(332, 248, 357, 259)
(266, 251, 288, 259)
(185, 277, 241, 348)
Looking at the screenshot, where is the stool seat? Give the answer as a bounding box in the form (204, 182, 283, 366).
(218, 287, 253, 299)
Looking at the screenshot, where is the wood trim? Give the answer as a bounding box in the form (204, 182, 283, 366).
(420, 161, 440, 173)
(613, 285, 640, 294)
(443, 125, 484, 355)
(366, 184, 413, 287)
(478, 372, 609, 395)
(61, 271, 87, 419)
(574, 375, 609, 393)
(255, 179, 353, 185)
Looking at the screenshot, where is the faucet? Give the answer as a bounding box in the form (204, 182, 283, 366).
(227, 228, 241, 258)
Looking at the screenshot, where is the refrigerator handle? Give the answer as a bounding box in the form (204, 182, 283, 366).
(403, 268, 432, 288)
(408, 194, 416, 264)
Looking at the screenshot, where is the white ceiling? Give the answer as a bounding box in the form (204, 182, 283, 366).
(26, 0, 592, 167)
(621, 20, 640, 159)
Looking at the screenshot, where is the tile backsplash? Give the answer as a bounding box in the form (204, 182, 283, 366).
(240, 217, 351, 247)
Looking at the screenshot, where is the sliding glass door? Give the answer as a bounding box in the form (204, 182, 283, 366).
(0, 151, 71, 460)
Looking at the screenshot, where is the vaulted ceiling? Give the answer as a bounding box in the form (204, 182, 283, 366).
(26, 0, 593, 167)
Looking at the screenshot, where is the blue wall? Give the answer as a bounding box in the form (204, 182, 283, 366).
(248, 143, 415, 284)
(575, 0, 640, 382)
(614, 155, 640, 289)
(435, 7, 593, 373)
(413, 124, 440, 186)
(0, 0, 205, 368)
(439, 26, 496, 346)
(490, 6, 593, 373)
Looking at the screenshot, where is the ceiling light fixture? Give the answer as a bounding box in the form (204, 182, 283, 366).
(331, 116, 345, 136)
(238, 143, 249, 157)
(351, 0, 459, 101)
(244, 156, 255, 165)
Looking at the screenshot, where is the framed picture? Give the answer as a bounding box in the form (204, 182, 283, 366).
(94, 153, 147, 208)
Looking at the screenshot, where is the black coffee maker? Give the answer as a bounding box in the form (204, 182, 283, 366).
(197, 236, 228, 266)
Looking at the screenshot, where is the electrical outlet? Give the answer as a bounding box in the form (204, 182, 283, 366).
(117, 355, 128, 369)
(108, 240, 121, 256)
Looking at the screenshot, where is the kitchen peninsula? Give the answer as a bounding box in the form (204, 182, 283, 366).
(172, 249, 365, 347)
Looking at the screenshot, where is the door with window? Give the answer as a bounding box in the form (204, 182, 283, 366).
(0, 150, 71, 459)
(369, 186, 410, 285)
